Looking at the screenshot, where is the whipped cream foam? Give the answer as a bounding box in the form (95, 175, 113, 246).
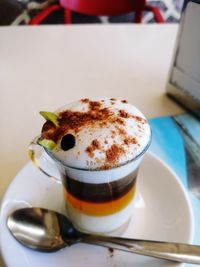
(41, 98, 151, 169)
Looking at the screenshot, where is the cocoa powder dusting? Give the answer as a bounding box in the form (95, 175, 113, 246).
(41, 121, 56, 140)
(132, 115, 147, 124)
(41, 121, 64, 142)
(81, 98, 90, 103)
(124, 137, 137, 145)
(41, 99, 140, 153)
(88, 101, 101, 111)
(115, 125, 126, 136)
(85, 139, 101, 158)
(111, 117, 125, 125)
(91, 139, 101, 149)
(42, 100, 112, 142)
(85, 146, 94, 158)
(119, 109, 130, 118)
(111, 130, 116, 138)
(99, 121, 107, 127)
(106, 144, 124, 164)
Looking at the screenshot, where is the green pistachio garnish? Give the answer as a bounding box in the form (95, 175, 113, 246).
(38, 139, 56, 150)
(40, 111, 59, 127)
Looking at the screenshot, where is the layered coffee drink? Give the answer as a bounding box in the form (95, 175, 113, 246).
(39, 98, 151, 233)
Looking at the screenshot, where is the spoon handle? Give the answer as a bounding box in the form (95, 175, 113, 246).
(82, 236, 200, 264)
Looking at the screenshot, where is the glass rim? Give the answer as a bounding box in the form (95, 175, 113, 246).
(44, 131, 152, 172)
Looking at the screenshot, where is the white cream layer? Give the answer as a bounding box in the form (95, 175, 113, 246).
(66, 197, 135, 234)
(50, 98, 151, 169)
(64, 155, 142, 184)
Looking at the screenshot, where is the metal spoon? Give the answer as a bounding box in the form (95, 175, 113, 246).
(7, 208, 200, 264)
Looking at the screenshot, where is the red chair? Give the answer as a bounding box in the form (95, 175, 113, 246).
(29, 0, 165, 25)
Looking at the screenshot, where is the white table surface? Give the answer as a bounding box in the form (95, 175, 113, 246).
(0, 24, 183, 266)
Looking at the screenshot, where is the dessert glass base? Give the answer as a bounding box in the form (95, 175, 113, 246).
(64, 198, 135, 235)
(62, 157, 141, 234)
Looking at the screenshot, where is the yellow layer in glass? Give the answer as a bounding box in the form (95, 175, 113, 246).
(64, 185, 136, 216)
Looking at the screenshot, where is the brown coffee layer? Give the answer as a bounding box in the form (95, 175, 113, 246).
(62, 170, 138, 203)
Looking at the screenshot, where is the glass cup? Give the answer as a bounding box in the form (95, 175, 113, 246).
(29, 135, 151, 234)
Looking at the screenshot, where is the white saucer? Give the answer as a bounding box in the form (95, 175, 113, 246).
(0, 153, 194, 267)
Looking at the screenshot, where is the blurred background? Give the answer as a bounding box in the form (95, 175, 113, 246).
(0, 0, 184, 25)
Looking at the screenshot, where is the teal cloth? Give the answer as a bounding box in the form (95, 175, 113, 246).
(149, 115, 200, 253)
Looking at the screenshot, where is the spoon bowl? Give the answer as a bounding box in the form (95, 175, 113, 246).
(7, 207, 200, 264)
(7, 208, 86, 252)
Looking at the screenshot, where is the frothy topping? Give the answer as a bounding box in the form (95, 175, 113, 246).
(40, 98, 151, 169)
